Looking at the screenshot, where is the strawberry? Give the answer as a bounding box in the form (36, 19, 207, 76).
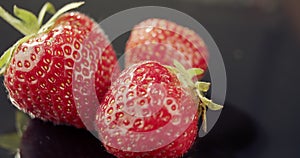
(95, 61, 222, 157)
(0, 2, 118, 128)
(125, 18, 209, 78)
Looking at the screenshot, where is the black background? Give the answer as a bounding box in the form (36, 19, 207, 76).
(0, 0, 299, 158)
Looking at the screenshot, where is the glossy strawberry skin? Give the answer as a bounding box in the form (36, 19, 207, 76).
(95, 61, 199, 158)
(4, 12, 118, 128)
(125, 18, 209, 77)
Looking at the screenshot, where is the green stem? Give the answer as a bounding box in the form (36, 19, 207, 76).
(38, 2, 56, 27)
(201, 106, 207, 132)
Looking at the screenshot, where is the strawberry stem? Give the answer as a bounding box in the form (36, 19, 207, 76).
(201, 106, 207, 132)
(38, 2, 56, 27)
(195, 82, 223, 132)
(167, 60, 223, 133)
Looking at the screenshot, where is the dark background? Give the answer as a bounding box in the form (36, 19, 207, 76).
(0, 0, 299, 158)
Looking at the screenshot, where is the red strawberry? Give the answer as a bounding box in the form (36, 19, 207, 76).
(125, 18, 209, 78)
(0, 2, 118, 128)
(95, 61, 222, 157)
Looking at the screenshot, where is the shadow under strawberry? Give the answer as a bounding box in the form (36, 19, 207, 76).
(16, 103, 261, 158)
(184, 103, 264, 158)
(20, 118, 114, 158)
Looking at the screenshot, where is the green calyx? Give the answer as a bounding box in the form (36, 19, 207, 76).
(166, 61, 223, 133)
(0, 2, 56, 36)
(0, 1, 85, 75)
(0, 111, 29, 153)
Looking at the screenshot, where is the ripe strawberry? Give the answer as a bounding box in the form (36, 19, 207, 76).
(125, 18, 209, 78)
(0, 2, 118, 128)
(95, 61, 222, 157)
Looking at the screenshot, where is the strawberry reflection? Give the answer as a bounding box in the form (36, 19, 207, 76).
(17, 103, 259, 158)
(20, 119, 113, 158)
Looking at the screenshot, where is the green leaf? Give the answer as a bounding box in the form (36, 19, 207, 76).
(50, 1, 84, 21)
(173, 60, 186, 74)
(0, 47, 13, 75)
(39, 1, 85, 33)
(207, 102, 224, 111)
(187, 68, 204, 79)
(195, 81, 210, 92)
(177, 75, 189, 87)
(173, 60, 195, 87)
(15, 111, 29, 136)
(199, 94, 212, 105)
(0, 133, 20, 152)
(13, 5, 39, 34)
(1, 1, 83, 36)
(0, 6, 28, 35)
(196, 89, 223, 110)
(37, 2, 56, 27)
(164, 65, 178, 74)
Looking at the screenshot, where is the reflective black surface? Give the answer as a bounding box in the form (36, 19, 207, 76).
(1, 0, 300, 157)
(20, 119, 114, 158)
(19, 104, 259, 158)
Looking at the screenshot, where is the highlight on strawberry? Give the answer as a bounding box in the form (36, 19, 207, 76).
(0, 2, 118, 129)
(125, 18, 209, 78)
(95, 60, 223, 158)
